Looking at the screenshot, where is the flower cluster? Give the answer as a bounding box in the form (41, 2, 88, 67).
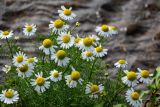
(0, 5, 119, 105)
(114, 59, 153, 107)
(0, 5, 159, 107)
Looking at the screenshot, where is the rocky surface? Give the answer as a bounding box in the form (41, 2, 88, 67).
(0, 0, 160, 81)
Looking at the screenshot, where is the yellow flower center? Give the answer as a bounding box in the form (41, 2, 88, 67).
(27, 58, 34, 63)
(62, 35, 70, 43)
(109, 26, 117, 30)
(2, 31, 9, 36)
(118, 60, 126, 64)
(141, 70, 149, 78)
(53, 71, 59, 78)
(42, 39, 53, 48)
(63, 9, 71, 16)
(90, 85, 99, 93)
(19, 64, 28, 72)
(56, 50, 66, 59)
(101, 25, 109, 32)
(95, 47, 103, 52)
(86, 52, 92, 57)
(54, 19, 64, 28)
(5, 89, 14, 98)
(83, 37, 93, 47)
(71, 71, 80, 80)
(91, 38, 96, 42)
(131, 92, 139, 100)
(127, 71, 136, 81)
(26, 25, 33, 32)
(36, 77, 45, 86)
(75, 38, 81, 43)
(16, 56, 23, 63)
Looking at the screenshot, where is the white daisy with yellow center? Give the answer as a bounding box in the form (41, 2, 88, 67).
(58, 6, 76, 21)
(85, 83, 104, 98)
(65, 70, 83, 88)
(0, 89, 19, 104)
(89, 34, 100, 46)
(125, 88, 142, 107)
(23, 23, 37, 36)
(49, 70, 62, 82)
(114, 59, 128, 69)
(122, 70, 139, 87)
(79, 37, 94, 51)
(108, 25, 118, 35)
(93, 45, 108, 57)
(74, 36, 82, 48)
(2, 65, 11, 74)
(16, 64, 33, 77)
(27, 57, 38, 67)
(12, 51, 27, 67)
(82, 51, 95, 61)
(95, 24, 110, 37)
(31, 72, 50, 93)
(57, 32, 75, 49)
(0, 30, 13, 39)
(39, 39, 57, 55)
(137, 68, 152, 84)
(49, 19, 69, 34)
(51, 50, 70, 66)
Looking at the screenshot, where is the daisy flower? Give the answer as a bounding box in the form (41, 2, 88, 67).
(12, 51, 27, 67)
(137, 68, 152, 84)
(122, 70, 139, 87)
(2, 65, 11, 74)
(58, 6, 76, 21)
(85, 83, 104, 98)
(93, 45, 108, 57)
(95, 25, 110, 37)
(23, 23, 37, 36)
(65, 70, 83, 88)
(74, 35, 82, 48)
(89, 34, 100, 46)
(27, 57, 38, 67)
(57, 32, 75, 49)
(49, 70, 62, 82)
(16, 64, 33, 78)
(82, 51, 95, 61)
(114, 59, 128, 69)
(126, 88, 142, 107)
(39, 39, 57, 55)
(79, 37, 94, 51)
(49, 19, 69, 34)
(51, 50, 70, 66)
(108, 25, 118, 35)
(0, 30, 13, 39)
(0, 89, 19, 104)
(31, 72, 50, 93)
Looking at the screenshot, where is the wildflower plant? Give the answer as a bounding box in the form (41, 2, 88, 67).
(0, 5, 160, 107)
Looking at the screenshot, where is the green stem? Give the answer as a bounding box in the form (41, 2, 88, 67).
(117, 67, 122, 81)
(63, 61, 72, 75)
(89, 59, 97, 80)
(49, 49, 52, 64)
(109, 85, 126, 104)
(42, 52, 45, 65)
(6, 38, 13, 58)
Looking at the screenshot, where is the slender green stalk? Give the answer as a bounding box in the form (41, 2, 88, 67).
(89, 59, 97, 80)
(42, 52, 45, 65)
(49, 49, 52, 64)
(6, 38, 13, 58)
(117, 67, 122, 81)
